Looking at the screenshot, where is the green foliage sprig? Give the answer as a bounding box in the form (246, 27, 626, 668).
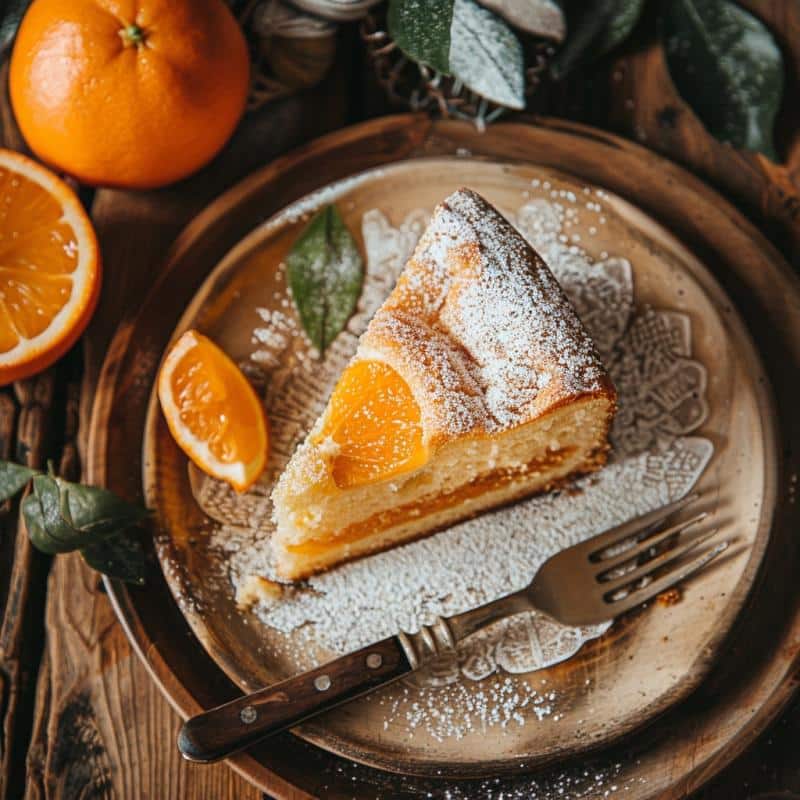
(0, 460, 148, 585)
(388, 0, 785, 159)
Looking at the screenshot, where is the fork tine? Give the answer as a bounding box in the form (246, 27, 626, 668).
(598, 512, 709, 575)
(601, 527, 719, 593)
(608, 541, 730, 616)
(585, 492, 700, 560)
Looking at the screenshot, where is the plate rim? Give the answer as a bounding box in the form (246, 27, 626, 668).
(88, 114, 800, 799)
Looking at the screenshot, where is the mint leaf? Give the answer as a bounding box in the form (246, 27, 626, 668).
(550, 0, 646, 79)
(287, 205, 364, 355)
(0, 460, 39, 503)
(450, 0, 526, 109)
(662, 0, 783, 159)
(388, 0, 454, 74)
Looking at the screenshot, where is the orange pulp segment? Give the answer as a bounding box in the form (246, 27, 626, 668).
(0, 149, 100, 384)
(158, 330, 268, 492)
(317, 360, 428, 489)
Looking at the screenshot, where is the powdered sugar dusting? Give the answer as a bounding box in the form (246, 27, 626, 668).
(363, 189, 609, 436)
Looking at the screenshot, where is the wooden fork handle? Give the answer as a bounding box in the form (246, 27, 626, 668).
(178, 636, 412, 762)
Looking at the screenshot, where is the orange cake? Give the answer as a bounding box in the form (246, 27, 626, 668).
(271, 188, 616, 580)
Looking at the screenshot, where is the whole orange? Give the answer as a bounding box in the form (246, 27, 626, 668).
(9, 0, 250, 189)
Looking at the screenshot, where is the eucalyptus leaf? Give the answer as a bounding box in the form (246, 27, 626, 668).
(0, 460, 39, 503)
(550, 0, 645, 79)
(82, 532, 147, 586)
(287, 205, 364, 355)
(662, 0, 783, 159)
(0, 0, 32, 55)
(450, 0, 526, 109)
(388, 0, 453, 74)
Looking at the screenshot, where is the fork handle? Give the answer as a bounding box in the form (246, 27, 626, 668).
(178, 637, 412, 762)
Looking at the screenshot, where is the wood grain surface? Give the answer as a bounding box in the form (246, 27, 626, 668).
(0, 6, 798, 798)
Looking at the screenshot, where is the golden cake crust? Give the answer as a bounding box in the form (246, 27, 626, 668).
(356, 188, 615, 447)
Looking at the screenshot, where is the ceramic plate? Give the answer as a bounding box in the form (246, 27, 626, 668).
(143, 158, 776, 776)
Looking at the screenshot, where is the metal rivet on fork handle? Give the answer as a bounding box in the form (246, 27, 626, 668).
(314, 675, 332, 691)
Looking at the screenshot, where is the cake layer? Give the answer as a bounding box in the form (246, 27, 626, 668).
(273, 394, 613, 579)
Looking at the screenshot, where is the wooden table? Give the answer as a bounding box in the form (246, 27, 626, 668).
(1, 4, 799, 797)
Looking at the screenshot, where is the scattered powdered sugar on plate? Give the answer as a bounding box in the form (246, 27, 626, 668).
(251, 307, 295, 368)
(320, 755, 647, 799)
(196, 187, 713, 742)
(221, 438, 710, 651)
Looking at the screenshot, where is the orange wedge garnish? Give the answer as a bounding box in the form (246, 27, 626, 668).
(318, 360, 428, 489)
(158, 330, 268, 492)
(0, 149, 101, 385)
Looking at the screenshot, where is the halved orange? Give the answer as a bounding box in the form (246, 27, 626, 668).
(317, 360, 428, 489)
(158, 330, 268, 492)
(0, 149, 101, 385)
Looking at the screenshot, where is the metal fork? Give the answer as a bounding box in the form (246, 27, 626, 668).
(178, 493, 728, 762)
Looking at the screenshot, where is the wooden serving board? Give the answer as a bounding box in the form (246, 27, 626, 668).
(89, 116, 800, 799)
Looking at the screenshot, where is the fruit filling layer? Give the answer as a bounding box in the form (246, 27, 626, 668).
(286, 446, 575, 557)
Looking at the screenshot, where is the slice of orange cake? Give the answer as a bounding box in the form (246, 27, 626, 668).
(271, 188, 616, 580)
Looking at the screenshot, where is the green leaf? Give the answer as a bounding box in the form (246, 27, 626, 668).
(550, 0, 646, 79)
(387, 0, 526, 109)
(25, 476, 81, 554)
(9, 464, 149, 584)
(0, 460, 39, 503)
(58, 479, 148, 533)
(287, 205, 364, 355)
(22, 494, 64, 555)
(0, 0, 32, 56)
(24, 475, 147, 555)
(450, 0, 526, 109)
(81, 533, 147, 586)
(661, 0, 783, 159)
(388, 0, 454, 74)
